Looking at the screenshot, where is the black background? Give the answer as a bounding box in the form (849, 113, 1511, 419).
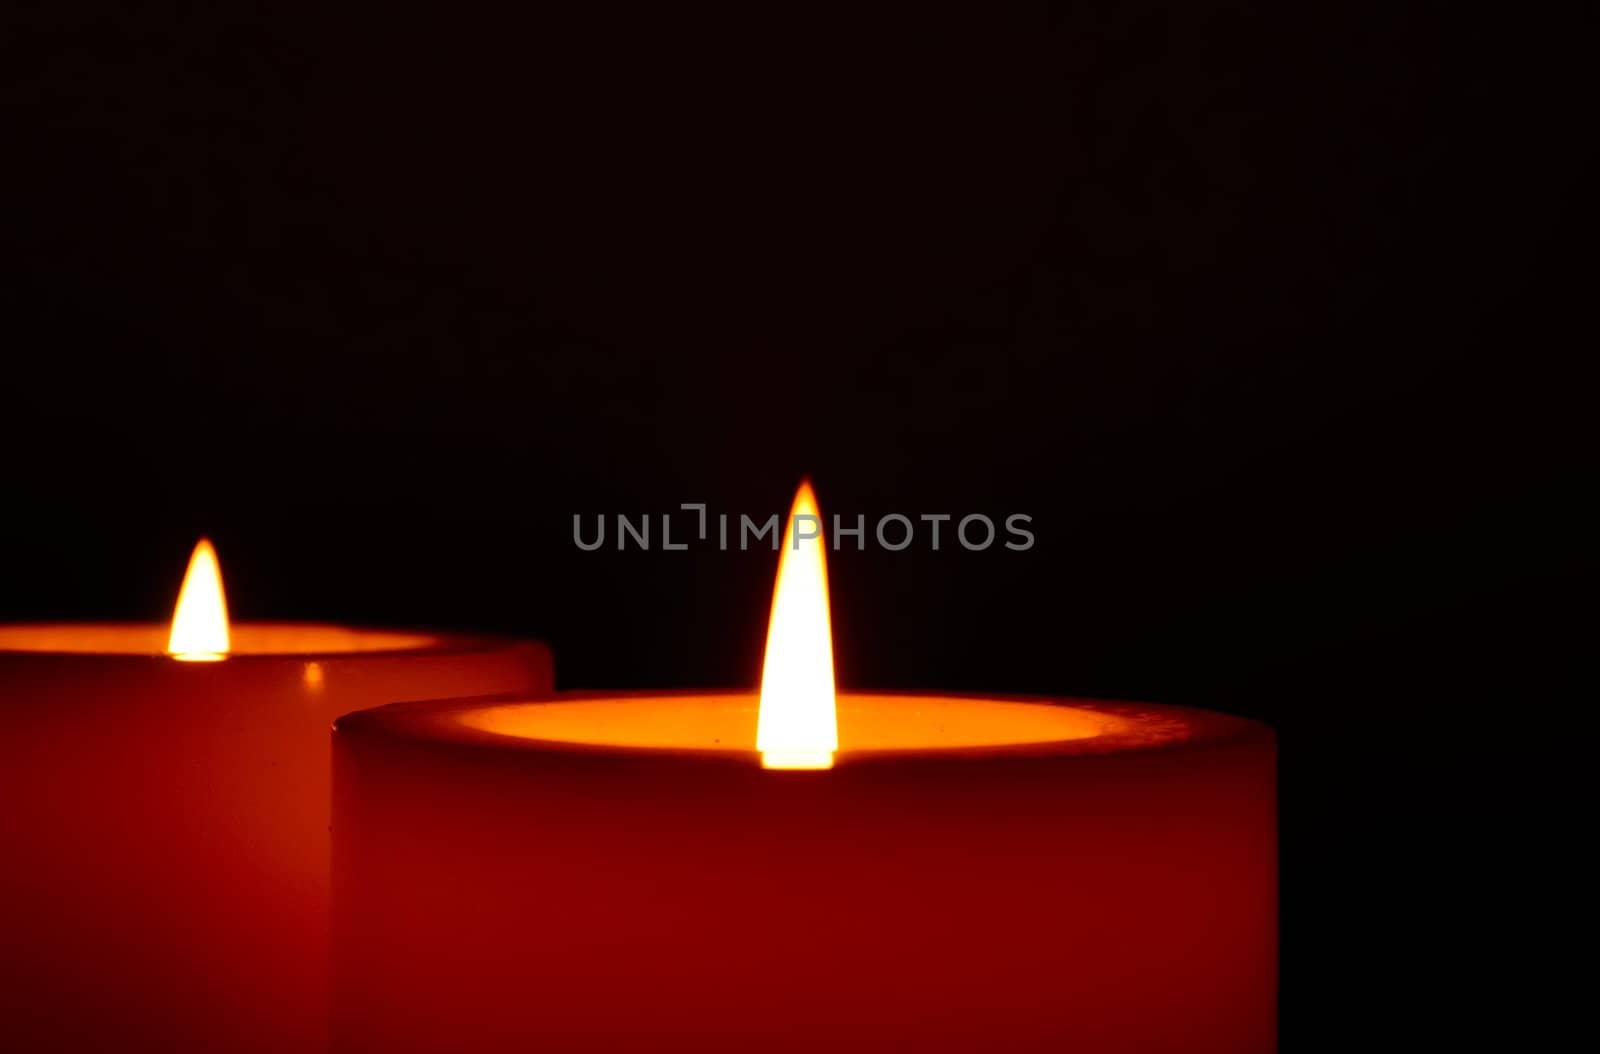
(2, 4, 1582, 1049)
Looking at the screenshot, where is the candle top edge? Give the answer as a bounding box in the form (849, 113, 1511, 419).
(336, 691, 1271, 764)
(0, 621, 538, 659)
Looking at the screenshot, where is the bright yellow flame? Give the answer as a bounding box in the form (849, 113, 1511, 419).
(167, 538, 230, 661)
(757, 480, 838, 770)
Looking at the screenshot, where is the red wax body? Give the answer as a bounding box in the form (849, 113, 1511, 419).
(0, 623, 551, 1054)
(332, 692, 1276, 1053)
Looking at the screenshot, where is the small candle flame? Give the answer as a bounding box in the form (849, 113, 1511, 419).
(167, 538, 231, 661)
(757, 481, 838, 770)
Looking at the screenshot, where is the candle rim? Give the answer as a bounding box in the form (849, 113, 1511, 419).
(335, 689, 1272, 766)
(0, 620, 537, 659)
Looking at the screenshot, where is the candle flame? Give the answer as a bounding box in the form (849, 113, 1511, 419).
(167, 538, 231, 661)
(757, 480, 838, 770)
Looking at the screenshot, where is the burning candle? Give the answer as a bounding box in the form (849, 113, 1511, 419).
(332, 485, 1277, 1053)
(0, 540, 552, 1053)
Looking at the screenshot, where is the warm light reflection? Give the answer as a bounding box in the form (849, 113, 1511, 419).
(757, 481, 838, 769)
(167, 538, 230, 661)
(458, 694, 1128, 753)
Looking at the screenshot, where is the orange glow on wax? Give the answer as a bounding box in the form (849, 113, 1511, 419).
(167, 538, 231, 661)
(757, 481, 838, 770)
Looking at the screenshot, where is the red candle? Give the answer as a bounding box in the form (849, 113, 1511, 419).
(0, 541, 552, 1053)
(331, 486, 1276, 1052)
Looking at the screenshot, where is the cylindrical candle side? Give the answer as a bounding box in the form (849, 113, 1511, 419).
(0, 624, 552, 1054)
(332, 694, 1275, 1054)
